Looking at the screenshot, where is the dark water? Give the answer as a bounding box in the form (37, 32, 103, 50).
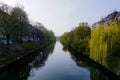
(0, 42, 119, 80)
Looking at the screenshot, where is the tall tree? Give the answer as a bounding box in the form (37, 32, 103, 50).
(11, 6, 29, 43)
(0, 4, 14, 45)
(74, 22, 91, 41)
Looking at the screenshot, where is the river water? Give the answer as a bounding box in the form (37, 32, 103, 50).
(0, 41, 118, 80)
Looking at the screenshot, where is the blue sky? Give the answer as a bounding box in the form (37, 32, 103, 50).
(1, 0, 120, 36)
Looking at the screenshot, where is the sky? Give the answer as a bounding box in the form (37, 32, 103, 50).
(0, 0, 120, 36)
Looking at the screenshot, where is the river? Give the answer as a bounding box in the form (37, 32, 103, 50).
(0, 41, 118, 80)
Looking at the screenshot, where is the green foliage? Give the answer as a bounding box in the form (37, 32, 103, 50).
(77, 41, 88, 53)
(111, 35, 120, 56)
(61, 21, 120, 68)
(61, 32, 70, 46)
(90, 23, 120, 65)
(90, 25, 107, 65)
(74, 22, 91, 41)
(22, 43, 40, 50)
(0, 11, 13, 35)
(61, 22, 91, 54)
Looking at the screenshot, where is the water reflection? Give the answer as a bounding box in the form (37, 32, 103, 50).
(68, 49, 119, 80)
(0, 42, 56, 80)
(90, 45, 120, 76)
(61, 40, 120, 78)
(0, 42, 119, 80)
(106, 57, 120, 76)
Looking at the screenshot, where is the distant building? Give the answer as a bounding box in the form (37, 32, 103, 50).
(0, 33, 6, 39)
(0, 33, 13, 44)
(92, 11, 120, 28)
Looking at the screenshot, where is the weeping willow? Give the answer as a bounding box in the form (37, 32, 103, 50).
(90, 22, 120, 65)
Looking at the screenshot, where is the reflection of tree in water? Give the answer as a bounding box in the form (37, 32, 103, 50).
(0, 42, 56, 80)
(62, 45, 68, 52)
(106, 57, 120, 76)
(68, 49, 119, 80)
(49, 42, 56, 54)
(29, 42, 56, 69)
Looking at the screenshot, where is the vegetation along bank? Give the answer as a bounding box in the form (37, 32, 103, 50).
(60, 11, 120, 77)
(0, 3, 56, 69)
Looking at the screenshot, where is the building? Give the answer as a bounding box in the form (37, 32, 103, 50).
(0, 33, 13, 44)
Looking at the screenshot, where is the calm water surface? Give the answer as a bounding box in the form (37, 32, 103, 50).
(0, 41, 118, 80)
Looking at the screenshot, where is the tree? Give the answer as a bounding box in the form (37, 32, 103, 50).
(60, 22, 91, 54)
(61, 32, 70, 46)
(0, 4, 14, 45)
(90, 22, 120, 65)
(74, 22, 91, 41)
(11, 6, 29, 43)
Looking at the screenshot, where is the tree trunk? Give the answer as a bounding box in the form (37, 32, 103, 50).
(20, 24, 23, 43)
(6, 34, 10, 45)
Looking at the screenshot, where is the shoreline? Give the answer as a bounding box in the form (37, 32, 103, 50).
(0, 42, 54, 70)
(68, 47, 120, 79)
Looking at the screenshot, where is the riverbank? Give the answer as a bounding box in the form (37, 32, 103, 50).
(60, 17, 120, 78)
(1, 41, 118, 80)
(66, 45, 120, 78)
(0, 41, 55, 69)
(69, 50, 120, 80)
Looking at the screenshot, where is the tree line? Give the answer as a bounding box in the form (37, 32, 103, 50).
(0, 3, 55, 45)
(61, 21, 120, 60)
(61, 22, 91, 54)
(61, 21, 120, 76)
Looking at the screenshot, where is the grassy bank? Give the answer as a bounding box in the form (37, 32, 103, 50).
(0, 41, 55, 68)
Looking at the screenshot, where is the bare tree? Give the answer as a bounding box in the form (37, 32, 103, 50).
(0, 4, 14, 45)
(11, 6, 29, 43)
